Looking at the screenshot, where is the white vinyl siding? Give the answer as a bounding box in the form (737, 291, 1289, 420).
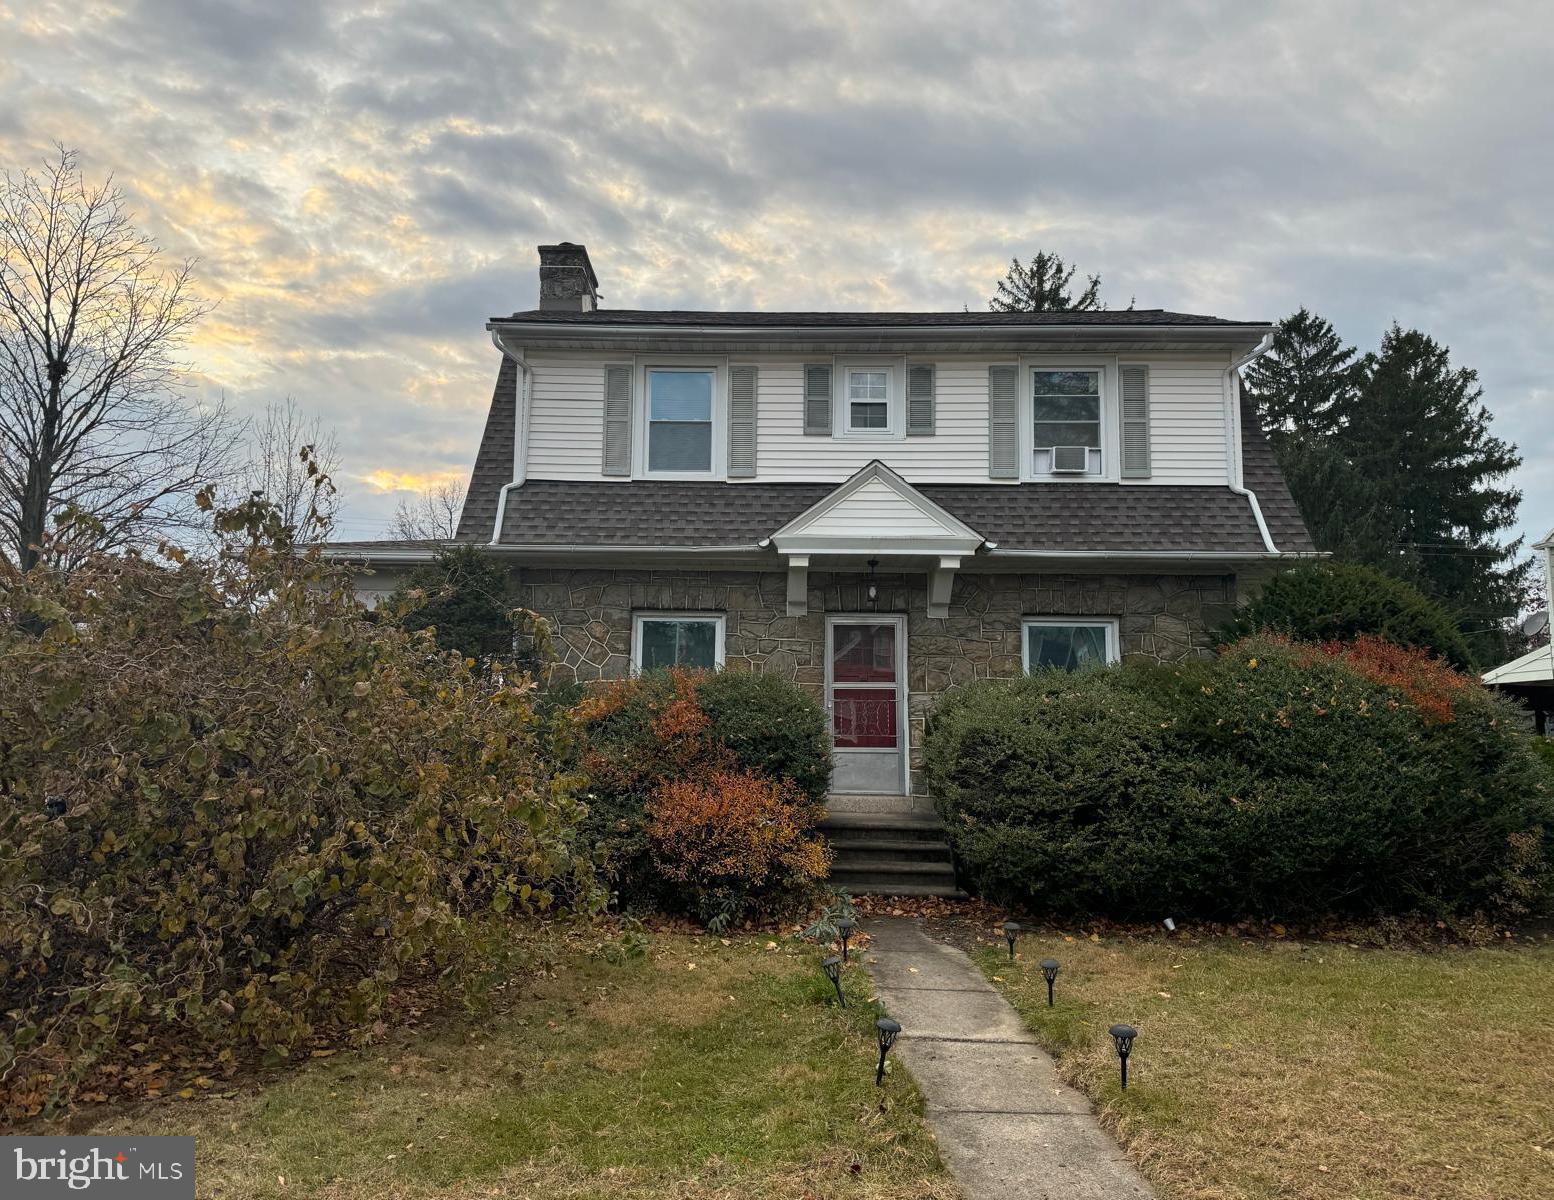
(525, 352, 1232, 485)
(527, 359, 606, 480)
(1147, 357, 1231, 483)
(797, 476, 961, 537)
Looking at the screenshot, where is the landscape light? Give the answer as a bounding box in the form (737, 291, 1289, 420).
(836, 917, 857, 962)
(1109, 1023, 1138, 1090)
(820, 955, 846, 1008)
(875, 1017, 901, 1086)
(1039, 958, 1060, 1006)
(1002, 920, 1021, 960)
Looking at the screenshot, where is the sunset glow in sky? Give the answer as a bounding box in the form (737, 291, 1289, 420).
(2, 0, 1549, 548)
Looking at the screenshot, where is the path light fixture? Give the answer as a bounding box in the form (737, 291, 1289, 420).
(1109, 1024, 1138, 1090)
(875, 1017, 901, 1086)
(821, 955, 846, 1008)
(1039, 958, 1060, 1006)
(1002, 920, 1021, 960)
(836, 917, 857, 962)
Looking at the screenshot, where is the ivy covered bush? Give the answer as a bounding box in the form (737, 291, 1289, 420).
(926, 635, 1552, 920)
(574, 669, 831, 927)
(0, 495, 595, 1119)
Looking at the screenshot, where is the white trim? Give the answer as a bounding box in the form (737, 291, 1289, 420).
(767, 459, 985, 557)
(486, 332, 533, 545)
(631, 611, 726, 672)
(825, 613, 910, 796)
(635, 357, 727, 480)
(1021, 616, 1121, 671)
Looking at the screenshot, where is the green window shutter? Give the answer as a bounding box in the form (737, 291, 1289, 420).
(988, 364, 1018, 478)
(907, 363, 935, 436)
(728, 364, 758, 477)
(603, 364, 633, 476)
(1120, 364, 1150, 478)
(803, 363, 832, 435)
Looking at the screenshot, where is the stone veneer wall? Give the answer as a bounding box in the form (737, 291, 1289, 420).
(514, 567, 1237, 797)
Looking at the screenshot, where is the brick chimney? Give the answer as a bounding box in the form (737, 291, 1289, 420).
(537, 242, 599, 312)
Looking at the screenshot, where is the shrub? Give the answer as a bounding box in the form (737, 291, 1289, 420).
(392, 545, 517, 666)
(0, 495, 595, 1118)
(927, 636, 1552, 920)
(1224, 562, 1475, 668)
(575, 670, 831, 924)
(696, 670, 832, 804)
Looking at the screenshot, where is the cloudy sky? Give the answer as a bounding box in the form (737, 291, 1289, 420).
(2, 0, 1549, 552)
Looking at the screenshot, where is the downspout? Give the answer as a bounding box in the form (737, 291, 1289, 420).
(1225, 333, 1278, 554)
(487, 331, 532, 548)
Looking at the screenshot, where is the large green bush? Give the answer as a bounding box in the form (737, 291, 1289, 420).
(1224, 562, 1475, 668)
(927, 637, 1552, 919)
(0, 497, 595, 1119)
(574, 669, 832, 925)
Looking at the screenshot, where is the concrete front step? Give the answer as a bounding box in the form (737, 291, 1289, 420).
(833, 839, 955, 865)
(821, 808, 963, 896)
(828, 859, 963, 898)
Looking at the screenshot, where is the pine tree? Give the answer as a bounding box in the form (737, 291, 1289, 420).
(1340, 325, 1530, 663)
(1243, 308, 1359, 440)
(989, 251, 1103, 312)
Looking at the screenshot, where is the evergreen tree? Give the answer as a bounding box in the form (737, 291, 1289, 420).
(392, 545, 515, 667)
(1243, 307, 1359, 440)
(1341, 325, 1530, 663)
(989, 251, 1103, 312)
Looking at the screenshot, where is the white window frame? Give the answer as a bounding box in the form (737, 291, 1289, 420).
(636, 358, 726, 480)
(1020, 616, 1120, 672)
(631, 611, 727, 673)
(1020, 357, 1117, 482)
(836, 358, 905, 440)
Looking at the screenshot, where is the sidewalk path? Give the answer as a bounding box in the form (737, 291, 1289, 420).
(864, 917, 1154, 1200)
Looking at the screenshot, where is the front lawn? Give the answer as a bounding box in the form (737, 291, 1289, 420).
(979, 930, 1554, 1200)
(77, 933, 955, 1200)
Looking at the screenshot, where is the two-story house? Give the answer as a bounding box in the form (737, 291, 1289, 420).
(332, 242, 1314, 821)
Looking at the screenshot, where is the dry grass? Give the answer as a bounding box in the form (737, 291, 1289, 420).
(75, 934, 957, 1200)
(976, 928, 1554, 1200)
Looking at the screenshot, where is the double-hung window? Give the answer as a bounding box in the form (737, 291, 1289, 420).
(633, 612, 725, 672)
(1032, 369, 1102, 475)
(647, 368, 714, 473)
(1022, 618, 1119, 672)
(847, 369, 890, 432)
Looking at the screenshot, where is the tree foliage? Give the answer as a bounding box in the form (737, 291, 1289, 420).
(1224, 562, 1474, 669)
(0, 147, 235, 570)
(392, 545, 517, 666)
(989, 250, 1103, 312)
(1245, 311, 1531, 664)
(0, 483, 595, 1118)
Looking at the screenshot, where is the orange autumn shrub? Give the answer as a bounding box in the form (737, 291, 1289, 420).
(572, 669, 831, 926)
(1315, 634, 1477, 725)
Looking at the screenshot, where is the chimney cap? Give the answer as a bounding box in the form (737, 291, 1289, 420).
(537, 242, 599, 289)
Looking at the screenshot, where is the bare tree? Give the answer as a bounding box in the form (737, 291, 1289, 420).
(0, 147, 236, 571)
(241, 395, 340, 539)
(389, 482, 464, 542)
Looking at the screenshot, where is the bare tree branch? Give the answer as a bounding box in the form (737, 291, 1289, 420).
(240, 395, 340, 540)
(388, 482, 464, 542)
(0, 146, 238, 570)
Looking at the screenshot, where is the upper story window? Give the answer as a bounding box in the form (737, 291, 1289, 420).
(1032, 369, 1102, 476)
(847, 369, 890, 432)
(647, 368, 714, 473)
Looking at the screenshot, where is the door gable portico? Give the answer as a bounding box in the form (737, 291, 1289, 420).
(762, 461, 986, 618)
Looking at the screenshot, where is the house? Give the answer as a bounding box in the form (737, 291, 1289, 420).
(1483, 526, 1554, 735)
(329, 242, 1315, 827)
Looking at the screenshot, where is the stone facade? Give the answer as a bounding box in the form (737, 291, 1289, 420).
(514, 565, 1238, 798)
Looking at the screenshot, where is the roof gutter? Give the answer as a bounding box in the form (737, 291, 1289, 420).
(1225, 332, 1278, 555)
(487, 330, 532, 547)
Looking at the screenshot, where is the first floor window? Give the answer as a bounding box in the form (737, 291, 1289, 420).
(1033, 369, 1102, 474)
(647, 368, 714, 472)
(633, 613, 725, 672)
(846, 368, 890, 432)
(1022, 618, 1118, 672)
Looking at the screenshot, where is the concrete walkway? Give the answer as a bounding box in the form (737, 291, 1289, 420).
(864, 918, 1154, 1200)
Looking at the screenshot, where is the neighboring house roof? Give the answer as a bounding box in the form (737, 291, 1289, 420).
(492, 308, 1269, 329)
(1483, 642, 1554, 687)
